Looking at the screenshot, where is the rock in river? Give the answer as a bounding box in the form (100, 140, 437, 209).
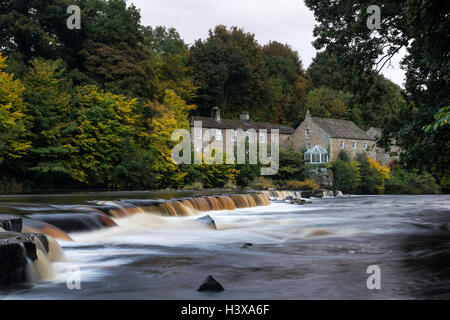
(197, 275, 225, 292)
(196, 215, 217, 230)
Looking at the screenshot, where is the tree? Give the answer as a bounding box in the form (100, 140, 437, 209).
(305, 87, 351, 120)
(304, 0, 449, 183)
(21, 58, 74, 184)
(64, 85, 141, 186)
(147, 89, 196, 187)
(331, 158, 360, 194)
(262, 41, 309, 127)
(189, 25, 269, 121)
(307, 50, 406, 129)
(141, 26, 197, 102)
(0, 53, 30, 164)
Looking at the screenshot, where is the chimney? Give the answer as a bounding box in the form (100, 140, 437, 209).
(211, 107, 221, 121)
(240, 111, 250, 124)
(305, 109, 311, 120)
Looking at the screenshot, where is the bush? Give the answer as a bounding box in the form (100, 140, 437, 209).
(385, 169, 440, 194)
(331, 159, 360, 193)
(283, 179, 319, 190)
(223, 180, 237, 190)
(355, 153, 384, 194)
(183, 181, 203, 190)
(249, 177, 275, 189)
(272, 149, 307, 181)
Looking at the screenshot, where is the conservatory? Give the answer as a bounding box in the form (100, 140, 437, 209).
(304, 145, 329, 164)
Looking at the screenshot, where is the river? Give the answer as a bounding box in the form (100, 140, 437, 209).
(1, 192, 449, 299)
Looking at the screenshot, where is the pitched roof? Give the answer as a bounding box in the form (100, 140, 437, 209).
(191, 116, 294, 135)
(311, 117, 373, 140)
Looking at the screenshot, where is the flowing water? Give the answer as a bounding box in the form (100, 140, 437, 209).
(0, 191, 449, 299)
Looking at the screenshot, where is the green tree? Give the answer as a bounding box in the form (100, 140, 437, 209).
(331, 159, 360, 194)
(189, 25, 269, 121)
(65, 85, 141, 186)
(21, 58, 74, 184)
(142, 26, 197, 102)
(304, 0, 449, 184)
(0, 53, 30, 164)
(305, 87, 351, 120)
(262, 41, 309, 127)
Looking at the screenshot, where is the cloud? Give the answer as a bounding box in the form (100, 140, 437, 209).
(127, 0, 405, 87)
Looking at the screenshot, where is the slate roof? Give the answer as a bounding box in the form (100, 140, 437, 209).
(191, 116, 294, 135)
(311, 117, 373, 140)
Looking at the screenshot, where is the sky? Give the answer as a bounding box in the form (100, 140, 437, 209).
(127, 0, 406, 87)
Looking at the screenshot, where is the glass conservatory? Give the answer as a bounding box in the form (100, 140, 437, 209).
(304, 145, 329, 164)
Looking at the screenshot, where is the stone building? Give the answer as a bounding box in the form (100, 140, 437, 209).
(366, 127, 400, 165)
(288, 111, 376, 163)
(190, 107, 294, 151)
(189, 108, 395, 166)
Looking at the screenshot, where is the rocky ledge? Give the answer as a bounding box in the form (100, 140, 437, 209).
(0, 216, 50, 286)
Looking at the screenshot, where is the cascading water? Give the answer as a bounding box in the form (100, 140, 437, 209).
(3, 191, 447, 300)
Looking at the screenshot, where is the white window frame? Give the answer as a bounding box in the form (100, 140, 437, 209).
(305, 129, 310, 138)
(340, 141, 345, 149)
(363, 142, 368, 150)
(231, 130, 237, 142)
(215, 129, 222, 141)
(352, 141, 356, 150)
(259, 132, 266, 143)
(307, 143, 311, 150)
(194, 127, 202, 139)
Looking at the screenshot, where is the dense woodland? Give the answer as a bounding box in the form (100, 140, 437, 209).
(0, 0, 448, 193)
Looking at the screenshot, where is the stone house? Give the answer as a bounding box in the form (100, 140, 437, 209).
(288, 111, 377, 163)
(190, 107, 294, 152)
(189, 108, 395, 166)
(366, 127, 400, 165)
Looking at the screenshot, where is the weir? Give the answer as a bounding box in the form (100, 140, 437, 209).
(0, 190, 318, 287)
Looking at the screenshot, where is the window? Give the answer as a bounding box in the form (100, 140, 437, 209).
(194, 128, 202, 139)
(340, 141, 345, 149)
(304, 145, 328, 164)
(363, 142, 368, 150)
(352, 142, 356, 150)
(259, 132, 266, 143)
(305, 129, 310, 138)
(307, 143, 311, 150)
(215, 129, 222, 141)
(231, 130, 237, 142)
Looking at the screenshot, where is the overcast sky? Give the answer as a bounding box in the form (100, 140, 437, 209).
(128, 0, 405, 87)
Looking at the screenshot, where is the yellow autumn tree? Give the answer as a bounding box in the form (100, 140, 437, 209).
(0, 53, 31, 164)
(368, 157, 391, 193)
(148, 89, 196, 185)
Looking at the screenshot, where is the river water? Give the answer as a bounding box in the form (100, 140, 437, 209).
(1, 192, 449, 299)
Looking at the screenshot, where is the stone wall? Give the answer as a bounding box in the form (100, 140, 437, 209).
(288, 116, 330, 153)
(329, 138, 376, 161)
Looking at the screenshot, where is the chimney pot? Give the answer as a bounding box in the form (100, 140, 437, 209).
(211, 107, 221, 121)
(240, 111, 250, 124)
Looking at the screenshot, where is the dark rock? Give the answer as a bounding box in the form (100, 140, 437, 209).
(240, 242, 253, 249)
(29, 213, 105, 233)
(0, 232, 38, 286)
(197, 275, 224, 292)
(0, 215, 22, 232)
(196, 215, 217, 230)
(438, 223, 449, 231)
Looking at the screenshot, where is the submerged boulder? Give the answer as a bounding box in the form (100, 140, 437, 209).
(197, 275, 225, 292)
(196, 215, 217, 230)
